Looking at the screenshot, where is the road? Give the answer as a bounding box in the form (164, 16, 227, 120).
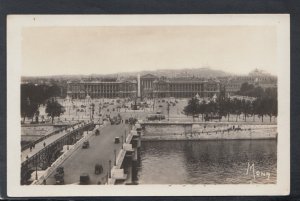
(46, 123, 128, 185)
(21, 123, 83, 163)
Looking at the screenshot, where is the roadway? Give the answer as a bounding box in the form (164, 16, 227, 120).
(46, 123, 128, 185)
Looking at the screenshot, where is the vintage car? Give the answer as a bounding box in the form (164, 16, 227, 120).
(204, 115, 222, 122)
(94, 164, 103, 175)
(79, 173, 90, 185)
(54, 172, 64, 185)
(82, 141, 89, 149)
(114, 137, 120, 144)
(56, 167, 64, 175)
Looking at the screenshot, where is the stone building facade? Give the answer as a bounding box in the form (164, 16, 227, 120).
(66, 71, 277, 99)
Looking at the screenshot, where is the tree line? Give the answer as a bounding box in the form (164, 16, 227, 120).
(21, 84, 64, 123)
(184, 83, 277, 122)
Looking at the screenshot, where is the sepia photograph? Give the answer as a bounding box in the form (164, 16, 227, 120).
(6, 14, 290, 196)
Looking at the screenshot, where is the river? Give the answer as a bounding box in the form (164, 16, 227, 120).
(137, 140, 277, 184)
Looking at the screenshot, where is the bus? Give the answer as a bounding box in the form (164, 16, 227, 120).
(147, 114, 165, 121)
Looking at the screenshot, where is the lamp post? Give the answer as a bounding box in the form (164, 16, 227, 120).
(108, 160, 111, 178)
(167, 101, 170, 121)
(114, 149, 117, 166)
(35, 157, 38, 180)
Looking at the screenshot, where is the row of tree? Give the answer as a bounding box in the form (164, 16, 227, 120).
(184, 84, 277, 122)
(236, 82, 277, 99)
(184, 96, 277, 122)
(21, 83, 64, 123)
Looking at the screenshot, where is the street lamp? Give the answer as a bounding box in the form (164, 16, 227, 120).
(114, 149, 117, 166)
(35, 157, 38, 180)
(108, 160, 111, 178)
(167, 101, 170, 121)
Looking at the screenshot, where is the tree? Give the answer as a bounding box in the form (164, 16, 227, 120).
(198, 100, 206, 121)
(35, 110, 40, 123)
(232, 98, 242, 122)
(254, 98, 268, 122)
(21, 97, 38, 123)
(46, 98, 65, 124)
(241, 99, 252, 122)
(183, 97, 200, 122)
(265, 97, 277, 122)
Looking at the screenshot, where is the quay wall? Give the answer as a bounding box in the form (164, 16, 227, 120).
(141, 122, 277, 140)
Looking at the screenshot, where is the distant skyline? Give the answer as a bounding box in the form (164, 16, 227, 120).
(22, 26, 277, 76)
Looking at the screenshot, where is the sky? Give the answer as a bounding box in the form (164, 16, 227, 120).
(22, 26, 277, 76)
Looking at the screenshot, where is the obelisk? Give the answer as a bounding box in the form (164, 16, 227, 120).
(137, 74, 141, 98)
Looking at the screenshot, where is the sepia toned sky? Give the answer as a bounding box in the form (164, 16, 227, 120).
(22, 26, 277, 76)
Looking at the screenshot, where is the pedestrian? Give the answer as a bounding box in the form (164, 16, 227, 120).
(30, 146, 32, 152)
(43, 179, 46, 185)
(33, 144, 35, 149)
(43, 142, 46, 147)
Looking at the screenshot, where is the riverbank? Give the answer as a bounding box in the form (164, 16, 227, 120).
(141, 122, 277, 140)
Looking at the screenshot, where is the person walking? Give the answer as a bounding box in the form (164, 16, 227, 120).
(43, 142, 46, 147)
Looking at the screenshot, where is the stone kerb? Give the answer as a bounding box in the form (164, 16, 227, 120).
(108, 126, 137, 184)
(32, 123, 104, 185)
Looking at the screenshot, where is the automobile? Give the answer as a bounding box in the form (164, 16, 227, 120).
(204, 115, 222, 122)
(147, 114, 165, 121)
(94, 164, 103, 175)
(54, 173, 64, 185)
(82, 141, 89, 149)
(159, 105, 163, 107)
(56, 167, 64, 175)
(79, 173, 90, 185)
(114, 137, 120, 144)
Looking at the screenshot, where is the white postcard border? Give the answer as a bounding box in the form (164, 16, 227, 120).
(7, 14, 290, 197)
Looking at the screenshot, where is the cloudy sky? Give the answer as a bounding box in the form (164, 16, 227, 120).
(22, 26, 277, 76)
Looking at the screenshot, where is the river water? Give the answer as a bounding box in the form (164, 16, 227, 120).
(137, 140, 277, 184)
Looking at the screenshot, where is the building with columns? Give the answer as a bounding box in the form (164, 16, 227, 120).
(67, 79, 137, 99)
(152, 77, 221, 98)
(67, 74, 221, 99)
(66, 70, 277, 99)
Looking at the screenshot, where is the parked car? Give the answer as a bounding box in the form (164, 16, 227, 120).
(79, 173, 90, 185)
(54, 173, 64, 185)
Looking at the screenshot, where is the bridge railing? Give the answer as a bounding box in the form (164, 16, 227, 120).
(22, 121, 92, 166)
(21, 121, 84, 152)
(32, 123, 104, 185)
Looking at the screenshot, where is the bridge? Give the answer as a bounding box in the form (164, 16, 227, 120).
(28, 121, 142, 185)
(21, 121, 95, 185)
(108, 124, 141, 185)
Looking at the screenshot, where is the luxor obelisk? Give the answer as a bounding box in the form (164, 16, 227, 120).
(137, 74, 141, 99)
